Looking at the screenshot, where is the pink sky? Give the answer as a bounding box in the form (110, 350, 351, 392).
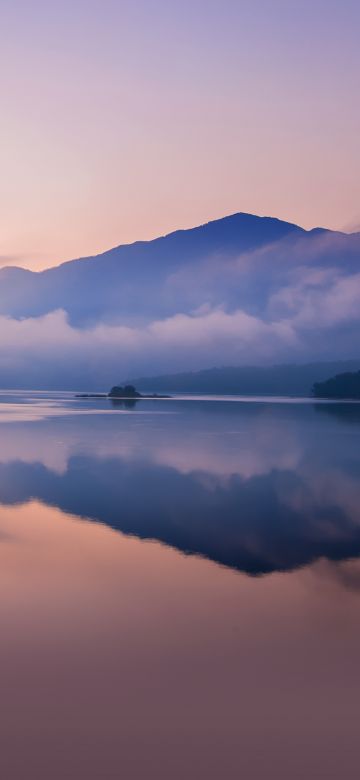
(1, 0, 359, 269)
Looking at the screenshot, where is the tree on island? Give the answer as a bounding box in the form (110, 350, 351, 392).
(76, 385, 170, 400)
(108, 385, 141, 398)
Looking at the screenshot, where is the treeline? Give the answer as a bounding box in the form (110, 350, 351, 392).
(126, 360, 360, 396)
(313, 371, 360, 399)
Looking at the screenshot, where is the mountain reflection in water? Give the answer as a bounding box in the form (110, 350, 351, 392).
(1, 394, 360, 780)
(0, 395, 359, 576)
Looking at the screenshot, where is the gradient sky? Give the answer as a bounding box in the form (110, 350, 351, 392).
(1, 0, 359, 269)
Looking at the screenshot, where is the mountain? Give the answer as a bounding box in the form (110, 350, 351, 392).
(0, 211, 360, 389)
(125, 361, 360, 397)
(0, 211, 358, 328)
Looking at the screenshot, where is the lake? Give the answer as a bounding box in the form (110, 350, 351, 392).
(0, 391, 359, 779)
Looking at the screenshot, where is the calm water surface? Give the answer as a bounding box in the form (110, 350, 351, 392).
(0, 392, 360, 779)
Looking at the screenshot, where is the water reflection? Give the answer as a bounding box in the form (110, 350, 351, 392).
(0, 500, 359, 779)
(0, 396, 360, 779)
(0, 397, 358, 575)
(109, 396, 139, 409)
(315, 400, 360, 425)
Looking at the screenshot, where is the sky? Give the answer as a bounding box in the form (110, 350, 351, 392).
(0, 0, 359, 270)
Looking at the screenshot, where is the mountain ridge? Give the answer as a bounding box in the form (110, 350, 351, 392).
(0, 211, 359, 329)
(0, 212, 308, 275)
(0, 212, 358, 281)
(124, 360, 360, 397)
(0, 210, 359, 389)
(2, 211, 357, 279)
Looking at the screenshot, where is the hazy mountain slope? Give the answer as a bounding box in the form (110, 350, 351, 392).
(0, 212, 360, 389)
(125, 361, 360, 397)
(0, 214, 348, 325)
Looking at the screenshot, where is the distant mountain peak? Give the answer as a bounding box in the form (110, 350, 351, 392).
(0, 210, 358, 336)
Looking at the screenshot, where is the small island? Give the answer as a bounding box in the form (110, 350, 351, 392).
(75, 384, 171, 400)
(313, 370, 360, 399)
